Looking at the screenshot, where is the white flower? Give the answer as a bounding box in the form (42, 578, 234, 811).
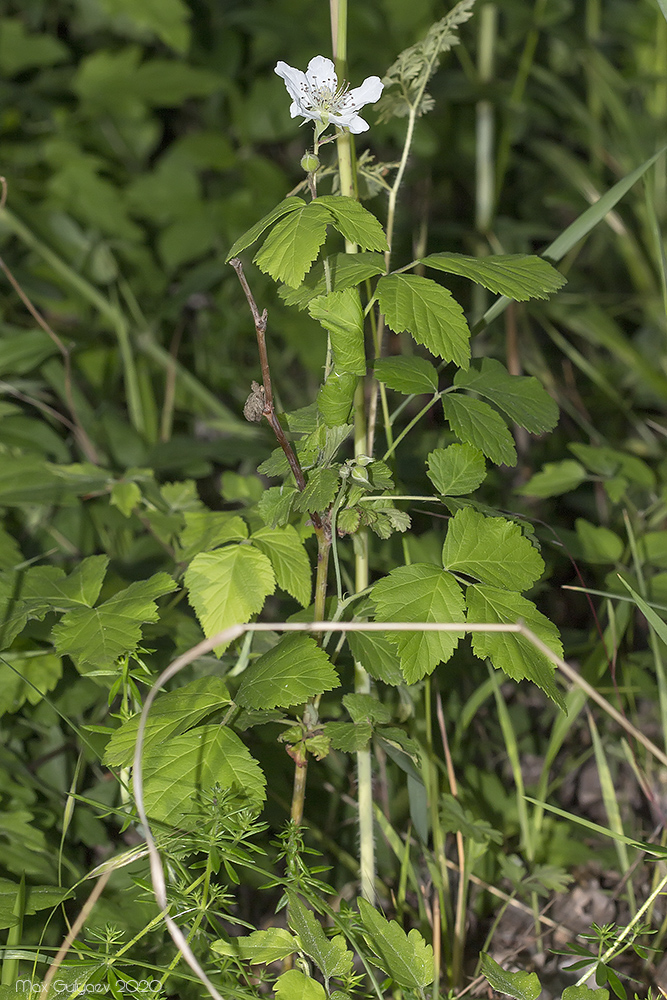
(274, 55, 383, 134)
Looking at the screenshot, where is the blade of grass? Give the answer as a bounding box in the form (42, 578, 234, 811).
(525, 797, 667, 857)
(587, 709, 636, 912)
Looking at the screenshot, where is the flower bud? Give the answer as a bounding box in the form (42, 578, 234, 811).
(300, 151, 320, 173)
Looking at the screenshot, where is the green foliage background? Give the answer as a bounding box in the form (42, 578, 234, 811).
(1, 0, 667, 996)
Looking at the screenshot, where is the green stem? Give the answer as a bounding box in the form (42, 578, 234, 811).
(290, 524, 331, 826)
(331, 0, 376, 905)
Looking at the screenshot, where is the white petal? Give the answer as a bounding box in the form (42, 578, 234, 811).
(306, 55, 337, 90)
(330, 111, 370, 133)
(275, 61, 309, 108)
(347, 75, 384, 110)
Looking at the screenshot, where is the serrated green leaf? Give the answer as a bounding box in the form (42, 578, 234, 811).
(357, 898, 434, 989)
(251, 525, 311, 607)
(342, 692, 392, 724)
(287, 894, 353, 982)
(236, 635, 339, 709)
(293, 467, 340, 513)
(316, 196, 389, 252)
(318, 371, 357, 427)
(377, 274, 470, 367)
(21, 555, 108, 611)
(308, 289, 366, 376)
(426, 444, 486, 496)
(423, 252, 565, 300)
(454, 358, 559, 434)
(177, 512, 248, 560)
(374, 356, 438, 394)
(481, 954, 542, 1000)
(562, 988, 609, 1000)
(184, 545, 275, 654)
(104, 677, 231, 767)
(257, 485, 298, 527)
(466, 586, 565, 709)
(442, 393, 516, 467)
(519, 460, 587, 497)
(372, 564, 465, 683)
(141, 725, 266, 825)
(226, 197, 305, 260)
(212, 927, 297, 963)
(442, 507, 544, 591)
(346, 630, 403, 686)
(337, 507, 361, 534)
(275, 970, 326, 1000)
(322, 721, 373, 752)
(255, 202, 332, 288)
(52, 573, 177, 673)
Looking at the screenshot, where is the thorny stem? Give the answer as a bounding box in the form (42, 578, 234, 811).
(230, 257, 322, 525)
(230, 255, 331, 827)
